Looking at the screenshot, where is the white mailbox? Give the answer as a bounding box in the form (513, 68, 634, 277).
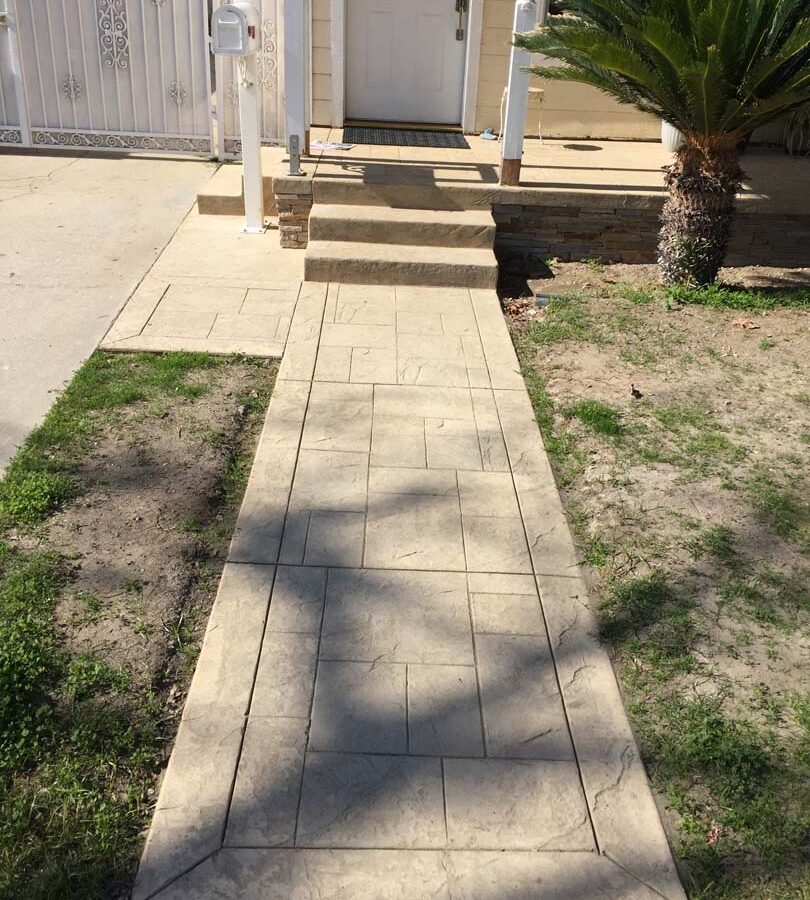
(211, 2, 261, 56)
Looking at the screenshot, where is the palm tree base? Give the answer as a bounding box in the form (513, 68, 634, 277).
(658, 142, 743, 286)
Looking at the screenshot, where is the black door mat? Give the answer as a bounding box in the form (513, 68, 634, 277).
(343, 126, 470, 149)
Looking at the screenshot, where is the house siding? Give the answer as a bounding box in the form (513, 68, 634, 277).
(312, 0, 333, 126)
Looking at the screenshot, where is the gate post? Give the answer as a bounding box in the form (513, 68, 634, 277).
(284, 0, 308, 168)
(4, 0, 32, 147)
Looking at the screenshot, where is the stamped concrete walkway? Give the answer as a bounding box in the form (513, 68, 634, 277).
(133, 279, 685, 900)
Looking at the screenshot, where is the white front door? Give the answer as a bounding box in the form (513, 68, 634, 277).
(346, 0, 467, 125)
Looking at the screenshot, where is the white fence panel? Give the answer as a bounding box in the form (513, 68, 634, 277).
(7, 0, 212, 154)
(215, 0, 283, 156)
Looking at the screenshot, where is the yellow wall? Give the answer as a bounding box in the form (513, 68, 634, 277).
(312, 0, 333, 127)
(474, 0, 658, 139)
(308, 0, 659, 140)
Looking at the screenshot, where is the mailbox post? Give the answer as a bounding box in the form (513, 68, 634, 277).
(211, 2, 265, 233)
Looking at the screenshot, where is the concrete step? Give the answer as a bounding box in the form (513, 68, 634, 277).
(196, 166, 277, 216)
(312, 177, 489, 211)
(309, 204, 495, 248)
(304, 241, 498, 288)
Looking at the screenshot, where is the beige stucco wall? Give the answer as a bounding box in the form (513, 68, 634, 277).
(308, 0, 659, 140)
(475, 0, 658, 139)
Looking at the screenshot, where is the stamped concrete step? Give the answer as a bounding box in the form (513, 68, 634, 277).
(312, 177, 489, 211)
(309, 204, 495, 248)
(304, 240, 498, 288)
(196, 166, 277, 216)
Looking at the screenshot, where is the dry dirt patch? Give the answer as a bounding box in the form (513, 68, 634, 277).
(508, 263, 810, 899)
(0, 352, 276, 900)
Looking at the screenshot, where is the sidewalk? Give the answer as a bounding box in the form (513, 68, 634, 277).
(122, 221, 684, 899)
(0, 152, 215, 472)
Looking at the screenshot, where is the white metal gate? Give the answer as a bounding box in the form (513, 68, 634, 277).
(214, 0, 283, 156)
(0, 0, 213, 154)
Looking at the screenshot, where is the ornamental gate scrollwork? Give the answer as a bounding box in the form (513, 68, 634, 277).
(97, 0, 129, 70)
(2, 0, 213, 155)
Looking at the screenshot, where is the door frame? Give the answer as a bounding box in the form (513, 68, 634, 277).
(329, 0, 482, 132)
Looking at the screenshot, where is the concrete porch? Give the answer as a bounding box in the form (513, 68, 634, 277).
(197, 130, 810, 283)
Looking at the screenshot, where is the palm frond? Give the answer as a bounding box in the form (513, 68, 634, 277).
(516, 0, 810, 140)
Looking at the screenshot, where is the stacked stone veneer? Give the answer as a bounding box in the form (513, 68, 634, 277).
(276, 185, 313, 249)
(273, 176, 810, 269)
(494, 199, 810, 271)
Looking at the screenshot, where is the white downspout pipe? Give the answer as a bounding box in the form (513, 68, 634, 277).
(500, 0, 547, 186)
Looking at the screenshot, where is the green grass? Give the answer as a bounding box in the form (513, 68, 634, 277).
(0, 352, 220, 530)
(613, 283, 657, 305)
(524, 293, 596, 345)
(0, 351, 274, 899)
(745, 471, 810, 554)
(628, 402, 745, 475)
(688, 524, 737, 565)
(568, 399, 622, 437)
(666, 284, 810, 311)
(516, 356, 585, 487)
(632, 694, 810, 897)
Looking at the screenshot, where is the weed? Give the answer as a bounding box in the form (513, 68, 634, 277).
(0, 546, 65, 771)
(628, 402, 745, 475)
(600, 571, 679, 642)
(632, 695, 810, 891)
(688, 525, 737, 565)
(65, 656, 128, 702)
(581, 257, 604, 273)
(745, 472, 810, 553)
(759, 338, 777, 350)
(613, 283, 656, 305)
(0, 472, 75, 525)
(569, 399, 622, 437)
(719, 568, 810, 628)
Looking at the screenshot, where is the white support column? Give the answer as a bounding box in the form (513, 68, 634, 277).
(238, 54, 265, 232)
(499, 0, 542, 186)
(304, 0, 312, 153)
(284, 0, 307, 169)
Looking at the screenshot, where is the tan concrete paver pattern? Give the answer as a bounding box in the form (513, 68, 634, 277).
(101, 212, 305, 357)
(134, 281, 685, 899)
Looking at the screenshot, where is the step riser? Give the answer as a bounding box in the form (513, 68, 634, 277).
(305, 257, 497, 289)
(309, 216, 494, 248)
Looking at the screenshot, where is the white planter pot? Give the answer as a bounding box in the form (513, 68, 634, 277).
(661, 120, 685, 152)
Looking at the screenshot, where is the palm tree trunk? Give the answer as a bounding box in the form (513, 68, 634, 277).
(658, 138, 744, 286)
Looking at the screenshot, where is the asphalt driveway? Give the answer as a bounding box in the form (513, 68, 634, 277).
(0, 150, 217, 471)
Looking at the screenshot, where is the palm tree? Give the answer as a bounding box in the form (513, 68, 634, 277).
(515, 0, 810, 285)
